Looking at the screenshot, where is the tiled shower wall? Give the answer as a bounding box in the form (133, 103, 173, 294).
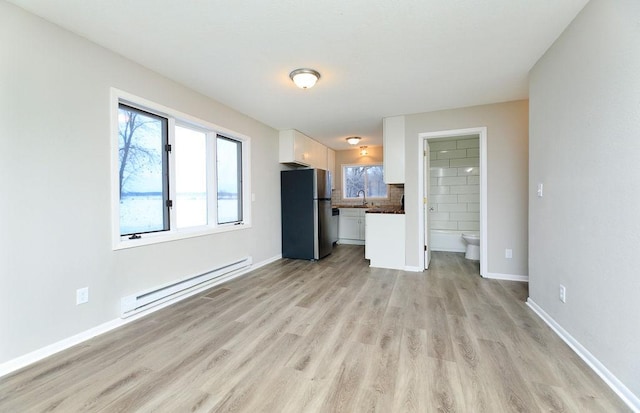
(429, 137, 480, 231)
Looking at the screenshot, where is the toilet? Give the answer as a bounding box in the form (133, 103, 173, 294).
(461, 233, 480, 260)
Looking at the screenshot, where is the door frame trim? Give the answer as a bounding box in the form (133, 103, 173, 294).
(417, 127, 488, 276)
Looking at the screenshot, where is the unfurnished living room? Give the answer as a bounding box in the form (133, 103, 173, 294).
(1, 0, 638, 412)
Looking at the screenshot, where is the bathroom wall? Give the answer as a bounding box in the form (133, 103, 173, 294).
(332, 146, 404, 208)
(403, 100, 528, 277)
(429, 137, 480, 231)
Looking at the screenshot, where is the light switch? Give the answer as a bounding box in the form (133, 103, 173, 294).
(537, 183, 543, 197)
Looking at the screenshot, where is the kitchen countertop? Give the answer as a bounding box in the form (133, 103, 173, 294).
(332, 204, 404, 214)
(365, 207, 405, 214)
(332, 204, 369, 208)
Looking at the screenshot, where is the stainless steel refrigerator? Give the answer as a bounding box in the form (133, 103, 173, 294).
(281, 168, 333, 260)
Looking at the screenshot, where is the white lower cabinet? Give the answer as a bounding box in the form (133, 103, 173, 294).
(365, 213, 405, 270)
(338, 208, 366, 245)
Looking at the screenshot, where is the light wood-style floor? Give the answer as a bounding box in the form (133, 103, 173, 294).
(0, 246, 630, 412)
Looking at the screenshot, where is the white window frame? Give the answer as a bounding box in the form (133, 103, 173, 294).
(342, 163, 388, 199)
(110, 88, 251, 250)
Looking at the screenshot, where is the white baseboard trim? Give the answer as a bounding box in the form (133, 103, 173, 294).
(0, 254, 281, 379)
(404, 265, 424, 272)
(256, 254, 282, 267)
(0, 318, 126, 379)
(527, 298, 640, 412)
(337, 239, 365, 246)
(431, 247, 466, 253)
(484, 272, 528, 282)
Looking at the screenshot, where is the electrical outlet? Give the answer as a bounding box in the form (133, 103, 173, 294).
(76, 287, 89, 305)
(505, 249, 513, 259)
(559, 285, 566, 303)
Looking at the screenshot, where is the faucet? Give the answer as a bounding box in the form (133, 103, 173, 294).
(356, 189, 367, 206)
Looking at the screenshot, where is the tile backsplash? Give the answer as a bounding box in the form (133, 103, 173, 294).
(429, 137, 480, 231)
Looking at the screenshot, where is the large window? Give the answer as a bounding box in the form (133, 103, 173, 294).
(343, 164, 387, 199)
(113, 90, 250, 248)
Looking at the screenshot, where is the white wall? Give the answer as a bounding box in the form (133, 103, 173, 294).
(404, 101, 529, 276)
(0, 2, 282, 364)
(529, 0, 640, 399)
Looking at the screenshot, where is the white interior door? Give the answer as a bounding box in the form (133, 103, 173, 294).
(424, 140, 431, 269)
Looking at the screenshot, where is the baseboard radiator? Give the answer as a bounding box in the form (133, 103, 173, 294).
(120, 256, 252, 318)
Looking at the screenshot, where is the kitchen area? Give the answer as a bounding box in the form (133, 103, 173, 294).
(280, 123, 406, 270)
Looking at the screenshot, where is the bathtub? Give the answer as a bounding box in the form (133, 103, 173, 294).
(430, 230, 469, 252)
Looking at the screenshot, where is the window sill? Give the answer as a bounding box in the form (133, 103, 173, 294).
(113, 222, 251, 250)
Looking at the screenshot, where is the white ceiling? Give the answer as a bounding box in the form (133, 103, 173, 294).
(8, 0, 587, 150)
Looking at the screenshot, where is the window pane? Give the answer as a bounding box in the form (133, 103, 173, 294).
(217, 136, 242, 224)
(344, 166, 365, 198)
(118, 105, 168, 235)
(175, 125, 207, 228)
(366, 166, 387, 197)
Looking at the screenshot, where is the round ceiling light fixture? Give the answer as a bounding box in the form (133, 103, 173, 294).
(289, 68, 321, 89)
(346, 136, 361, 145)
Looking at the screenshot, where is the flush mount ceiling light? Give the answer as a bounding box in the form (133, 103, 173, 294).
(289, 68, 321, 89)
(360, 146, 368, 156)
(346, 136, 361, 145)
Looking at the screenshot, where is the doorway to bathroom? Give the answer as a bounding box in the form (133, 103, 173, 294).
(418, 127, 487, 276)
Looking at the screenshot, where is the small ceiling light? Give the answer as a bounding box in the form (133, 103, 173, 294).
(289, 68, 321, 89)
(346, 136, 361, 145)
(360, 146, 368, 156)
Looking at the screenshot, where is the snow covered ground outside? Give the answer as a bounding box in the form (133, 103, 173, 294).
(120, 194, 238, 235)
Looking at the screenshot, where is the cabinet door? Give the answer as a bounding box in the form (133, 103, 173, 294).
(293, 132, 310, 165)
(339, 216, 361, 240)
(279, 130, 310, 166)
(383, 115, 405, 184)
(327, 149, 336, 189)
(311, 139, 328, 170)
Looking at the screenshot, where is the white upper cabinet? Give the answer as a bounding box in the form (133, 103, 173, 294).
(310, 138, 328, 170)
(383, 115, 405, 184)
(327, 148, 336, 189)
(279, 129, 310, 166)
(279, 129, 328, 170)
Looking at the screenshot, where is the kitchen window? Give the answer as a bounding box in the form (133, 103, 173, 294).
(342, 164, 388, 199)
(112, 89, 250, 249)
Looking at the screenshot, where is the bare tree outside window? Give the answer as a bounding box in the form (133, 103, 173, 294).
(118, 104, 168, 235)
(366, 166, 386, 197)
(343, 165, 387, 199)
(344, 166, 366, 198)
